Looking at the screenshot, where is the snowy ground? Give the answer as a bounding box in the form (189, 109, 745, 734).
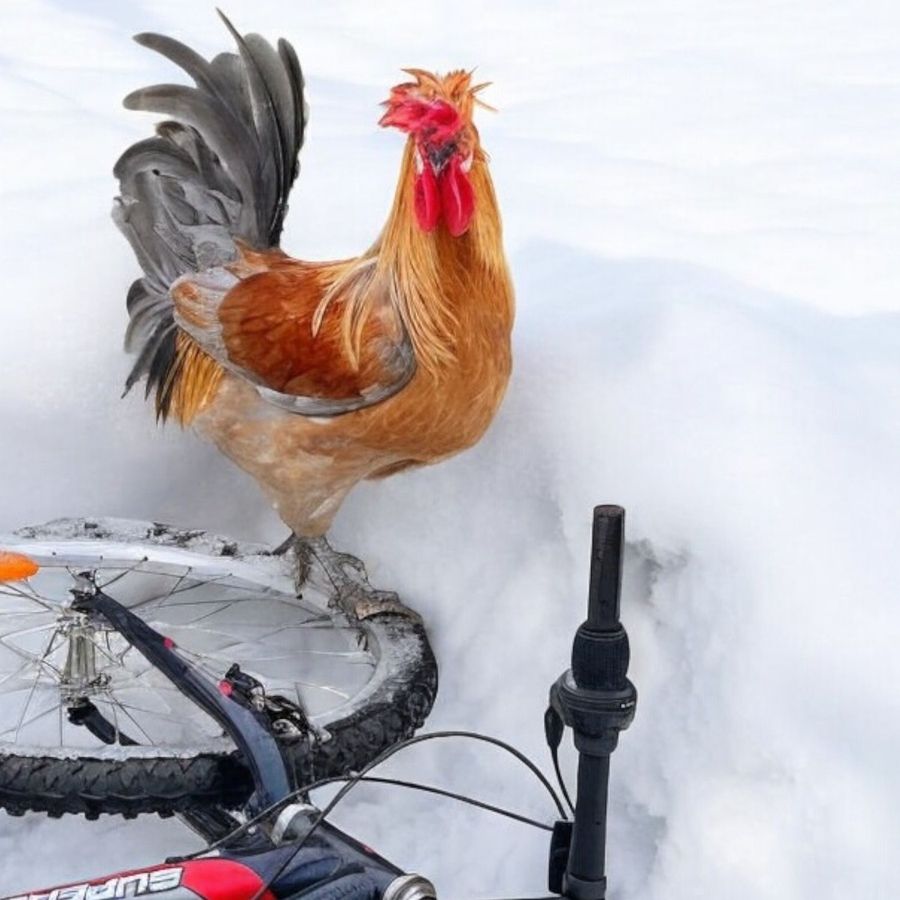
(1, 0, 898, 897)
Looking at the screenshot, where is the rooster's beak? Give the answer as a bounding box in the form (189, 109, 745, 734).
(426, 142, 457, 174)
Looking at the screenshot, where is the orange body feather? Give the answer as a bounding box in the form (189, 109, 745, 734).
(171, 137, 513, 536)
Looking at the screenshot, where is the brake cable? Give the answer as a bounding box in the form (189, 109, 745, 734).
(313, 774, 554, 832)
(171, 770, 551, 858)
(544, 706, 576, 817)
(168, 731, 565, 886)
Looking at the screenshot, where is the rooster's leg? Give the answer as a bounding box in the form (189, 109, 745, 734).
(280, 534, 419, 622)
(272, 533, 299, 556)
(272, 533, 315, 588)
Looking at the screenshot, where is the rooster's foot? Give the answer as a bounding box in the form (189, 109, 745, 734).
(287, 534, 420, 623)
(328, 583, 417, 622)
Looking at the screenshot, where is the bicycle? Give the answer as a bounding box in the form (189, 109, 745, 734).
(0, 506, 637, 900)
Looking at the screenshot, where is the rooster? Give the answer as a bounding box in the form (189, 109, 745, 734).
(113, 14, 514, 616)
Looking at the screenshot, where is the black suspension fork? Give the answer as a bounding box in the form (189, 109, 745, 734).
(70, 575, 294, 814)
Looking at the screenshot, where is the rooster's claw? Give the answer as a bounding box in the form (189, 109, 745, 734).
(284, 534, 421, 623)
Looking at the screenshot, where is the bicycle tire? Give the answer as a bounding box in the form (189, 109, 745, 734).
(0, 519, 437, 819)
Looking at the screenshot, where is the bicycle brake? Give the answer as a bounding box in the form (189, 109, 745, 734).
(220, 663, 314, 739)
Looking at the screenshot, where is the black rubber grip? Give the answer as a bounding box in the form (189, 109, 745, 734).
(571, 625, 630, 692)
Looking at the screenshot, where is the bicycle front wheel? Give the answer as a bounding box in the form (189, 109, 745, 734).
(0, 518, 436, 818)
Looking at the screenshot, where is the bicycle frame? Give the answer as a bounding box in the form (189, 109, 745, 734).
(5, 840, 404, 900)
(2, 505, 637, 900)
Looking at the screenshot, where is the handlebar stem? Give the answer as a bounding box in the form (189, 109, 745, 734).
(549, 505, 637, 900)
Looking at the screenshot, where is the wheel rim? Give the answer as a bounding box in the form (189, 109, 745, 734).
(0, 529, 380, 759)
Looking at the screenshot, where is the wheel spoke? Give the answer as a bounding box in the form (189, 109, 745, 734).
(112, 684, 180, 718)
(0, 658, 33, 689)
(96, 558, 150, 591)
(12, 626, 61, 741)
(2, 696, 63, 741)
(0, 583, 57, 614)
(90, 637, 128, 670)
(126, 568, 194, 611)
(129, 573, 232, 612)
(2, 620, 61, 642)
(295, 680, 351, 701)
(105, 696, 125, 745)
(0, 624, 64, 675)
(103, 696, 155, 745)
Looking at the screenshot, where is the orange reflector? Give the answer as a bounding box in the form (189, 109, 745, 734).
(0, 551, 39, 581)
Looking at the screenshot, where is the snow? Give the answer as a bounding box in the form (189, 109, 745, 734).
(0, 0, 898, 897)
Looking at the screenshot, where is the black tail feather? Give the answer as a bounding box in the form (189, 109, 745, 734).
(113, 12, 307, 417)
